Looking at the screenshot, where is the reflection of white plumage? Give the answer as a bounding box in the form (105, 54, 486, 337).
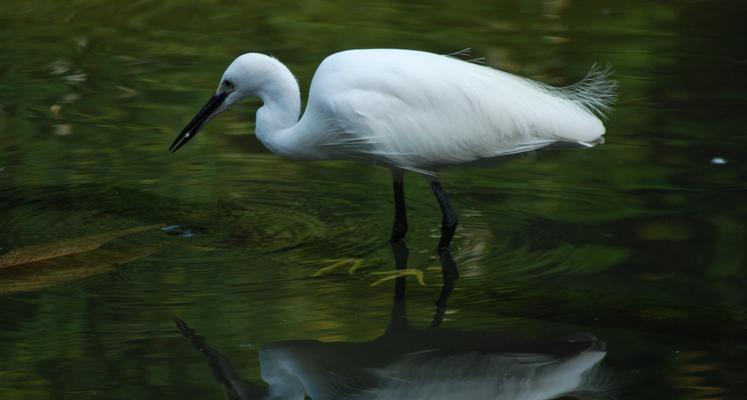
(259, 336, 608, 400)
(177, 241, 612, 400)
(171, 49, 616, 250)
(178, 312, 610, 400)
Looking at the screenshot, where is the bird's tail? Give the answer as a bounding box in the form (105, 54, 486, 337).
(560, 64, 618, 118)
(577, 136, 606, 148)
(531, 64, 618, 119)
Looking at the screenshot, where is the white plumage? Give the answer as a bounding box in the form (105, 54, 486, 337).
(298, 50, 613, 173)
(216, 49, 616, 173)
(171, 48, 616, 249)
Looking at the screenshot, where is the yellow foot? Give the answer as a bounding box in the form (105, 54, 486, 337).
(311, 258, 365, 277)
(369, 268, 425, 287)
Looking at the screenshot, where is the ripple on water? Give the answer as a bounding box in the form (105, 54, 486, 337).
(448, 183, 631, 284)
(2, 169, 622, 293)
(0, 186, 167, 254)
(0, 178, 389, 287)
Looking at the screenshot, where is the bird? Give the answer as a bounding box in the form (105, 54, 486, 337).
(170, 49, 616, 251)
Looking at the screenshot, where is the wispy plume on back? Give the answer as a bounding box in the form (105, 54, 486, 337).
(530, 64, 619, 119)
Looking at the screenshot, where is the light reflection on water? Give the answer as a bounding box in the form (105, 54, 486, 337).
(1, 0, 746, 399)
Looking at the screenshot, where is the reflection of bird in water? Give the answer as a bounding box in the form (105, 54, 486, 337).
(177, 242, 612, 399)
(170, 49, 616, 251)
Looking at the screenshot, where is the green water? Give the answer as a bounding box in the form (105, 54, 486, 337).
(1, 0, 746, 398)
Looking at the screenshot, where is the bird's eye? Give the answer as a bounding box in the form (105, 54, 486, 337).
(224, 79, 235, 89)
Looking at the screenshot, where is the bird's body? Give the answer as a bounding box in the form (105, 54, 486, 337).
(253, 49, 613, 174)
(171, 49, 616, 250)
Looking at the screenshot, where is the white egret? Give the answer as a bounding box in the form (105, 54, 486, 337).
(170, 49, 616, 250)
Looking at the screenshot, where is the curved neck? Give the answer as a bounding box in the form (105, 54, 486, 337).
(254, 60, 301, 155)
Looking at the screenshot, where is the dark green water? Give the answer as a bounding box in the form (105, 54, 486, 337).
(1, 0, 746, 398)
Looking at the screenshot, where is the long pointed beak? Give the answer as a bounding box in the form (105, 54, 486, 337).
(170, 92, 228, 153)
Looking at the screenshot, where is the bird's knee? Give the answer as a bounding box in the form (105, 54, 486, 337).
(391, 221, 409, 242)
(442, 215, 458, 232)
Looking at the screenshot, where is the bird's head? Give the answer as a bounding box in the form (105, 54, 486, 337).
(169, 53, 272, 152)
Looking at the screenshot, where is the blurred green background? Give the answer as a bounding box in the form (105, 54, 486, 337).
(1, 0, 746, 398)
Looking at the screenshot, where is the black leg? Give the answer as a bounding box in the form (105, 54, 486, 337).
(431, 248, 459, 328)
(429, 177, 458, 251)
(390, 169, 408, 243)
(386, 240, 410, 334)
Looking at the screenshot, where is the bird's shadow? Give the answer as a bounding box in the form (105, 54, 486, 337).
(176, 243, 613, 400)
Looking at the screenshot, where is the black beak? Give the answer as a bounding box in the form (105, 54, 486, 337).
(170, 92, 228, 153)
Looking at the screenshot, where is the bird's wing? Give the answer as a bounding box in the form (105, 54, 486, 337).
(306, 49, 614, 171)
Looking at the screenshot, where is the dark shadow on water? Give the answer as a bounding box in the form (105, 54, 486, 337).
(176, 242, 612, 400)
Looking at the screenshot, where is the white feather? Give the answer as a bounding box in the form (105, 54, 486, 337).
(218, 49, 616, 174)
